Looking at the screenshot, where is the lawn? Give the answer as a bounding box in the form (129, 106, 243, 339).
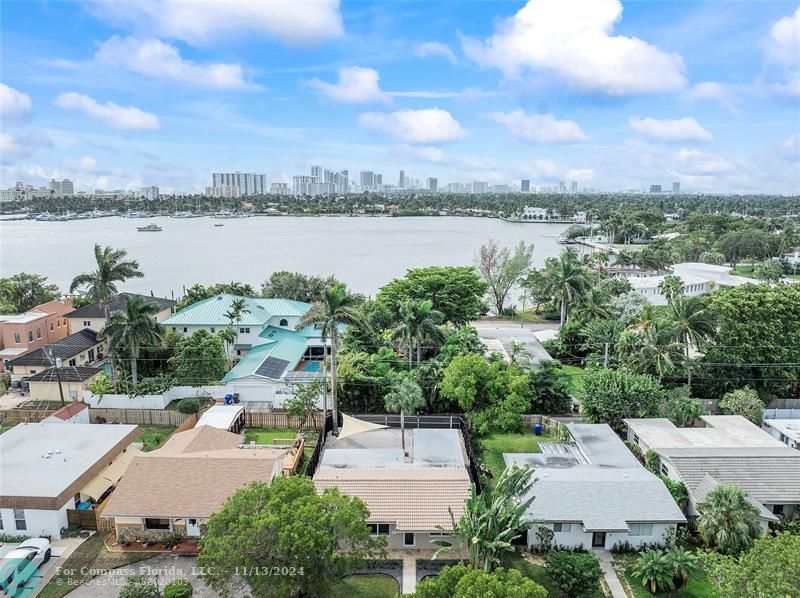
(332, 573, 399, 597)
(476, 430, 557, 482)
(615, 553, 719, 598)
(732, 264, 800, 281)
(38, 533, 158, 598)
(137, 426, 175, 451)
(557, 364, 586, 395)
(501, 552, 560, 596)
(244, 428, 319, 476)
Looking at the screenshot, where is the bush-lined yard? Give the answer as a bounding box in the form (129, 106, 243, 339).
(615, 553, 719, 598)
(137, 426, 175, 451)
(475, 430, 557, 483)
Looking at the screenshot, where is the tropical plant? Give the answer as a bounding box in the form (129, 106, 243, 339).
(0, 273, 60, 313)
(539, 250, 592, 325)
(119, 575, 159, 598)
(658, 275, 684, 303)
(224, 297, 250, 353)
(177, 398, 201, 414)
(718, 387, 764, 426)
(297, 283, 367, 435)
(667, 295, 715, 358)
(696, 483, 762, 555)
(169, 329, 227, 385)
(383, 374, 424, 453)
(163, 578, 193, 598)
(285, 380, 321, 431)
(632, 548, 674, 594)
(415, 564, 547, 598)
(86, 372, 114, 402)
(544, 550, 603, 598)
(572, 287, 612, 322)
(579, 368, 665, 430)
(664, 390, 708, 427)
(666, 546, 698, 589)
(476, 239, 534, 314)
(101, 295, 164, 387)
(433, 464, 535, 571)
(390, 299, 446, 367)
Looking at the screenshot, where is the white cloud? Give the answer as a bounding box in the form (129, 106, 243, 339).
(566, 168, 594, 181)
(527, 159, 560, 179)
(399, 144, 449, 163)
(414, 41, 457, 64)
(461, 0, 686, 95)
(62, 155, 124, 176)
(95, 36, 254, 90)
(87, 0, 344, 46)
(0, 130, 52, 164)
(488, 109, 587, 144)
(764, 7, 800, 97)
(628, 116, 713, 142)
(358, 108, 466, 144)
(686, 81, 741, 116)
(673, 148, 733, 175)
(0, 83, 32, 118)
(308, 67, 389, 103)
(54, 92, 160, 130)
(387, 88, 501, 101)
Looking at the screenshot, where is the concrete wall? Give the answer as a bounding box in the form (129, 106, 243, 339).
(528, 522, 676, 550)
(83, 385, 229, 409)
(0, 502, 70, 539)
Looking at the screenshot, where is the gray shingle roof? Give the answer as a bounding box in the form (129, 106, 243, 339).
(27, 366, 101, 383)
(693, 474, 779, 522)
(9, 329, 99, 367)
(67, 293, 175, 319)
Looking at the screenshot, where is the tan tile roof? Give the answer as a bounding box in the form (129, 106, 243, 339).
(313, 468, 471, 531)
(103, 426, 285, 519)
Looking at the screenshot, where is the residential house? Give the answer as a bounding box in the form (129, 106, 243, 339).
(67, 292, 175, 333)
(625, 415, 800, 527)
(27, 366, 103, 403)
(627, 262, 753, 306)
(762, 410, 800, 449)
(505, 424, 685, 550)
(7, 328, 103, 380)
(0, 299, 73, 372)
(313, 416, 472, 551)
(0, 422, 139, 538)
(103, 425, 287, 538)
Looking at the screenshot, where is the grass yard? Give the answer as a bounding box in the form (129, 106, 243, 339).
(476, 430, 557, 483)
(615, 553, 719, 598)
(732, 264, 800, 281)
(244, 428, 318, 445)
(332, 573, 399, 597)
(501, 552, 561, 596)
(38, 533, 158, 598)
(137, 426, 175, 451)
(557, 364, 586, 395)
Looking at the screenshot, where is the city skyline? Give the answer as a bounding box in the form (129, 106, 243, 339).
(1, 1, 799, 194)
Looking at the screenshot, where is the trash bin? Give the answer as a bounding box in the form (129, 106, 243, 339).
(533, 423, 543, 436)
(224, 393, 233, 405)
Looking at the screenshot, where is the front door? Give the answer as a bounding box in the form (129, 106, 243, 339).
(592, 532, 606, 548)
(186, 518, 202, 537)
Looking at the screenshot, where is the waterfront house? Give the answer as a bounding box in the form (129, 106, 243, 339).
(103, 426, 286, 538)
(7, 328, 103, 381)
(313, 416, 471, 551)
(0, 422, 139, 538)
(505, 424, 685, 550)
(627, 262, 753, 306)
(67, 292, 175, 333)
(625, 416, 800, 527)
(0, 299, 73, 372)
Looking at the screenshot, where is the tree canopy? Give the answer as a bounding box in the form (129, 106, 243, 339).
(0, 272, 60, 313)
(579, 368, 665, 430)
(414, 564, 547, 598)
(261, 271, 352, 303)
(168, 329, 227, 384)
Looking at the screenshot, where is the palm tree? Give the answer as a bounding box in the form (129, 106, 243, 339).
(697, 483, 762, 555)
(572, 287, 611, 321)
(623, 319, 684, 380)
(540, 251, 592, 325)
(390, 299, 446, 367)
(101, 296, 164, 387)
(632, 549, 674, 594)
(658, 275, 684, 303)
(668, 295, 715, 359)
(296, 283, 366, 435)
(667, 546, 698, 589)
(433, 464, 535, 571)
(383, 374, 424, 454)
(70, 244, 143, 389)
(224, 297, 250, 354)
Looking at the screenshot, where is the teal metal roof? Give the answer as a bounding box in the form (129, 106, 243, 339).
(163, 294, 309, 326)
(222, 331, 309, 382)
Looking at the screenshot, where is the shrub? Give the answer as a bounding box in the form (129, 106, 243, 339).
(163, 579, 193, 598)
(177, 398, 201, 414)
(644, 450, 661, 475)
(119, 575, 159, 598)
(544, 550, 603, 598)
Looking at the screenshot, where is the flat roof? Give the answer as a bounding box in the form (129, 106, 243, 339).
(625, 416, 787, 452)
(763, 419, 800, 441)
(0, 423, 137, 498)
(196, 405, 244, 430)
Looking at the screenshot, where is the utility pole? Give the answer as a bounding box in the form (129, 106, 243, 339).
(520, 288, 527, 329)
(46, 345, 66, 406)
(603, 342, 610, 368)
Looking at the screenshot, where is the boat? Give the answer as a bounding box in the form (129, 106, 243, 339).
(212, 211, 238, 219)
(213, 223, 224, 227)
(137, 223, 163, 232)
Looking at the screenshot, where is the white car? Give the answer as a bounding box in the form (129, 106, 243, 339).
(0, 538, 51, 597)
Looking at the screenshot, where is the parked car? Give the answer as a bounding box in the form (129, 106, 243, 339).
(0, 538, 51, 597)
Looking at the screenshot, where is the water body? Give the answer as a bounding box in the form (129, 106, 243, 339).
(1, 216, 570, 298)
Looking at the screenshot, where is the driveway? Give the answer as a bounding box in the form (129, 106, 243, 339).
(62, 555, 223, 598)
(0, 539, 67, 596)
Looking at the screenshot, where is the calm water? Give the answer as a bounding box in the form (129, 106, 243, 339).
(0, 216, 570, 298)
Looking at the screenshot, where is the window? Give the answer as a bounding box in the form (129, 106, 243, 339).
(661, 464, 669, 476)
(13, 508, 26, 531)
(88, 349, 95, 362)
(367, 523, 390, 536)
(279, 318, 289, 327)
(50, 323, 54, 331)
(210, 327, 215, 333)
(183, 327, 188, 333)
(0, 513, 3, 529)
(14, 333, 21, 344)
(172, 327, 177, 331)
(633, 433, 640, 445)
(629, 523, 653, 536)
(403, 533, 416, 547)
(553, 523, 571, 533)
(36, 328, 41, 339)
(68, 359, 76, 367)
(772, 504, 785, 516)
(28, 331, 33, 342)
(30, 369, 36, 374)
(84, 320, 91, 327)
(429, 531, 450, 537)
(144, 518, 171, 530)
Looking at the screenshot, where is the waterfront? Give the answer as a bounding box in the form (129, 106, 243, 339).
(0, 216, 570, 297)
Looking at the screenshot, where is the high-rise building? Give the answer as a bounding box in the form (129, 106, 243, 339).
(212, 172, 267, 196)
(375, 174, 382, 189)
(472, 181, 489, 194)
(206, 186, 240, 198)
(672, 181, 680, 194)
(49, 179, 62, 195)
(399, 170, 405, 189)
(521, 179, 530, 192)
(650, 184, 663, 193)
(427, 177, 438, 192)
(293, 175, 315, 196)
(559, 181, 567, 193)
(60, 179, 74, 195)
(360, 171, 375, 190)
(570, 181, 578, 194)
(270, 182, 288, 195)
(310, 165, 323, 181)
(140, 186, 159, 201)
(335, 170, 349, 194)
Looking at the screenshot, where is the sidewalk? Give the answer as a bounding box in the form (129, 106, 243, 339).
(594, 549, 626, 598)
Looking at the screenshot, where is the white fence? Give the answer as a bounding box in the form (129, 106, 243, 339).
(764, 408, 800, 420)
(83, 385, 229, 410)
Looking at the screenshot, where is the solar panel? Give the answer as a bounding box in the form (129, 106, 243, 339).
(255, 356, 290, 379)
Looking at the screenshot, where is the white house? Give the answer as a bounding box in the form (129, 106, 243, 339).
(627, 262, 753, 306)
(506, 424, 685, 550)
(0, 422, 139, 539)
(521, 206, 549, 220)
(626, 416, 800, 527)
(762, 409, 800, 449)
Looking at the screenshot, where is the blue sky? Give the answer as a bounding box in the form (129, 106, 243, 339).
(1, 0, 799, 193)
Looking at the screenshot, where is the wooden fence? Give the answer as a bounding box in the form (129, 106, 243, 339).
(67, 508, 99, 531)
(244, 410, 324, 430)
(89, 408, 191, 427)
(2, 408, 58, 424)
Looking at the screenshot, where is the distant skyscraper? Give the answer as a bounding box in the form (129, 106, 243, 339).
(559, 181, 566, 193)
(310, 165, 322, 181)
(672, 181, 680, 194)
(293, 175, 315, 196)
(60, 179, 74, 195)
(399, 170, 405, 189)
(570, 181, 578, 193)
(472, 181, 489, 194)
(270, 182, 288, 195)
(360, 171, 375, 190)
(212, 172, 266, 196)
(650, 184, 663, 193)
(427, 177, 438, 192)
(140, 186, 159, 201)
(49, 179, 62, 195)
(521, 179, 530, 192)
(375, 173, 382, 188)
